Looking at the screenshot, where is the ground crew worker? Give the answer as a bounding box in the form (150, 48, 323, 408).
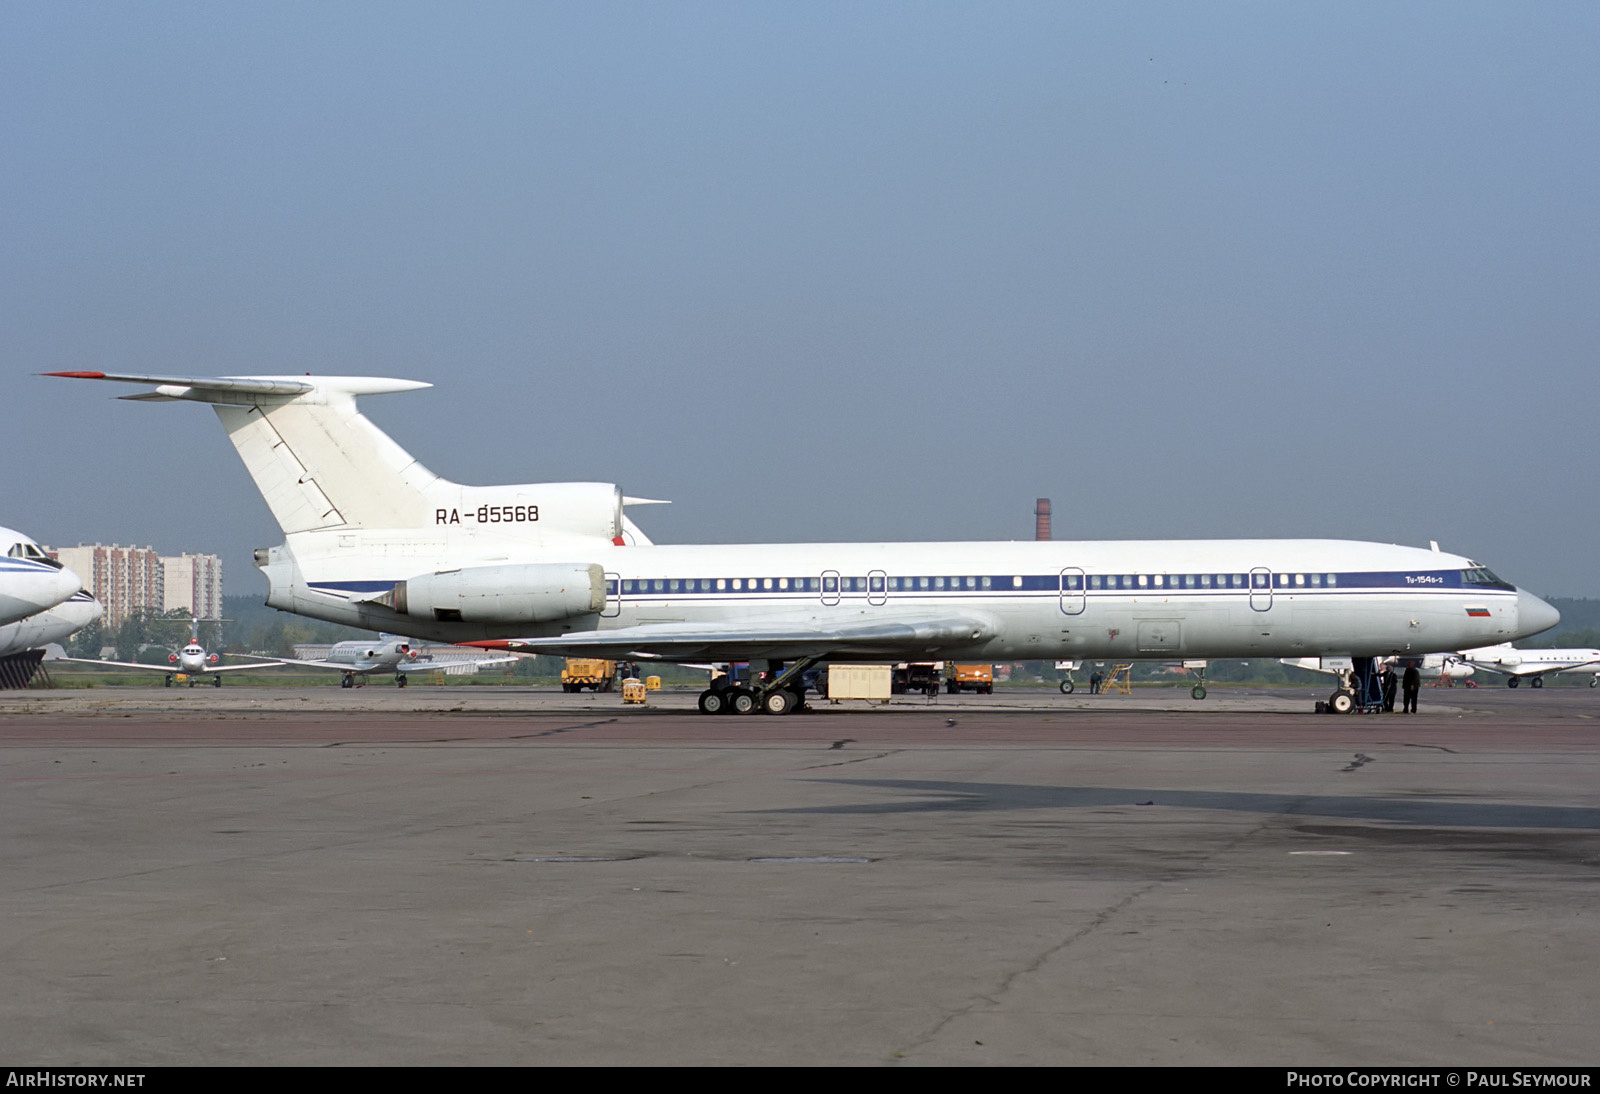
(1402, 663, 1422, 713)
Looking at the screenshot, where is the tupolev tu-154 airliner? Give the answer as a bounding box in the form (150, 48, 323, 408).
(51, 371, 1560, 715)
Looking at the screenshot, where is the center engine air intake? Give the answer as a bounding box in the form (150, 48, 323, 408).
(390, 563, 606, 624)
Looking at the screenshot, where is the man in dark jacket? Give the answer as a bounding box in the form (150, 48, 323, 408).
(1402, 663, 1422, 713)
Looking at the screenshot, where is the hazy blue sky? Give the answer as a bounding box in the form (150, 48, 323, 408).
(4, 2, 1597, 597)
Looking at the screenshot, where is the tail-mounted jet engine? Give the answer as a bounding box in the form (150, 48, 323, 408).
(388, 563, 606, 624)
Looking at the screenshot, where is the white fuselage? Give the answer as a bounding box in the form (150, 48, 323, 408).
(319, 639, 416, 675)
(170, 643, 219, 674)
(262, 534, 1552, 662)
(0, 592, 103, 658)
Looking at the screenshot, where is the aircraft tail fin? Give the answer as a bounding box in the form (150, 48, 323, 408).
(46, 372, 444, 533)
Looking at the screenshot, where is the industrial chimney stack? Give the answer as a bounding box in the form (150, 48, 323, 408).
(1034, 498, 1051, 542)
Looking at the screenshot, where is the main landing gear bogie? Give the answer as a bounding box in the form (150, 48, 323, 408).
(697, 684, 805, 716)
(697, 658, 819, 716)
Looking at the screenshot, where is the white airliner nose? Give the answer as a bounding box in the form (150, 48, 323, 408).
(1515, 589, 1561, 639)
(0, 566, 82, 626)
(57, 596, 103, 630)
(45, 568, 80, 607)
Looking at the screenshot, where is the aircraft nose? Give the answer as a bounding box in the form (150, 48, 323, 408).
(68, 598, 104, 627)
(47, 568, 80, 604)
(1515, 589, 1561, 638)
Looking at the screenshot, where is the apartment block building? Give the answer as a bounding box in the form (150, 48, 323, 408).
(47, 545, 223, 627)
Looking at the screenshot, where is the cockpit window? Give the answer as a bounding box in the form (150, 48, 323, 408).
(1462, 567, 1515, 591)
(6, 542, 63, 568)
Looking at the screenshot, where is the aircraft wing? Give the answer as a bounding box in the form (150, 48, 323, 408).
(1503, 658, 1600, 679)
(1452, 660, 1585, 679)
(265, 656, 362, 671)
(56, 657, 286, 673)
(468, 615, 997, 662)
(397, 654, 520, 674)
(200, 661, 289, 672)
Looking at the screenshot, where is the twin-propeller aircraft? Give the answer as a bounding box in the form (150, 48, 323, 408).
(52, 371, 1561, 714)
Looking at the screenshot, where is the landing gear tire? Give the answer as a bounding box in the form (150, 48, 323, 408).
(697, 689, 727, 715)
(729, 688, 758, 715)
(1191, 685, 1207, 700)
(1059, 679, 1075, 695)
(762, 688, 799, 716)
(164, 675, 173, 687)
(397, 674, 407, 688)
(1507, 677, 1520, 689)
(340, 675, 354, 689)
(213, 675, 221, 688)
(1591, 677, 1598, 688)
(1531, 677, 1544, 689)
(1329, 691, 1355, 714)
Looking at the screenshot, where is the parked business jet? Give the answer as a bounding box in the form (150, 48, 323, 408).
(0, 590, 103, 689)
(271, 636, 427, 687)
(0, 526, 83, 627)
(51, 371, 1561, 715)
(1454, 644, 1600, 688)
(61, 618, 285, 686)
